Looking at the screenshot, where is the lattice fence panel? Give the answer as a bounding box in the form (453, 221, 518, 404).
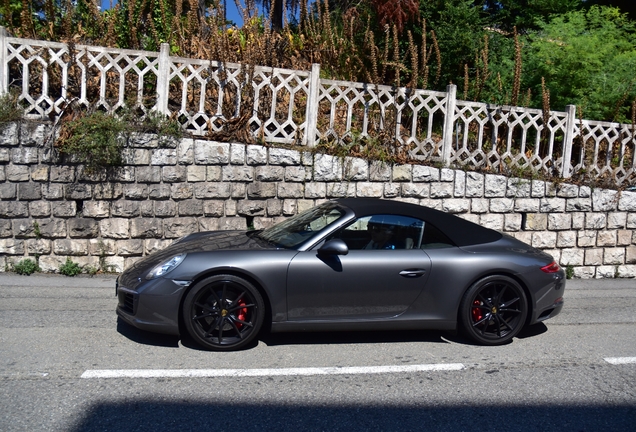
(6, 37, 160, 117)
(572, 120, 636, 185)
(453, 101, 567, 175)
(316, 80, 447, 158)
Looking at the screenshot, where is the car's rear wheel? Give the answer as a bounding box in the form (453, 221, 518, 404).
(459, 275, 528, 346)
(183, 275, 265, 351)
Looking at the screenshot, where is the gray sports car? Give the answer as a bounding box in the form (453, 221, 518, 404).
(116, 198, 565, 350)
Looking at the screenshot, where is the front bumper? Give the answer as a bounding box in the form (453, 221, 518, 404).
(116, 277, 186, 336)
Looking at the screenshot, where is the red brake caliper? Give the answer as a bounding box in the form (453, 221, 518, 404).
(472, 300, 483, 322)
(235, 299, 248, 329)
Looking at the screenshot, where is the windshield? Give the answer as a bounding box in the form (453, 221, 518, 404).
(257, 201, 346, 248)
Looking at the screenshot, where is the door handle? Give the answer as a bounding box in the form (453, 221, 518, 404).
(399, 269, 427, 277)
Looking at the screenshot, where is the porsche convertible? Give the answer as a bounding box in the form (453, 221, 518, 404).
(116, 198, 565, 350)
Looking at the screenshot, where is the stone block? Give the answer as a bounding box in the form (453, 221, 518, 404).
(566, 198, 591, 212)
(68, 218, 99, 238)
(0, 219, 11, 237)
(150, 148, 177, 165)
(392, 165, 411, 181)
(597, 230, 616, 247)
(617, 230, 632, 246)
(237, 200, 267, 216)
(305, 182, 326, 199)
(10, 147, 38, 164)
(0, 183, 16, 199)
(585, 213, 606, 229)
(31, 165, 49, 181)
(402, 183, 430, 198)
(230, 143, 246, 165)
(99, 218, 130, 239)
(430, 183, 453, 198)
(93, 183, 123, 200)
(277, 182, 304, 198)
(369, 161, 391, 181)
(51, 202, 76, 217)
(442, 199, 470, 214)
(454, 170, 465, 197)
(231, 183, 246, 198)
(490, 198, 515, 213)
(145, 239, 172, 255)
(65, 184, 91, 200)
(164, 217, 198, 238)
(504, 213, 522, 231)
(548, 213, 571, 230)
(556, 183, 579, 198)
(26, 239, 51, 255)
(626, 246, 636, 264)
(313, 154, 343, 181)
(532, 231, 557, 248)
(607, 212, 627, 229)
(412, 165, 440, 182)
(384, 183, 400, 198)
(247, 182, 277, 199)
(54, 239, 89, 256)
(480, 214, 504, 230)
(178, 199, 203, 216)
(356, 182, 383, 197)
(604, 248, 625, 265)
(266, 199, 283, 216)
(484, 174, 507, 197)
(155, 201, 177, 217)
(284, 166, 308, 182)
(187, 165, 207, 182)
(203, 201, 225, 217)
(136, 166, 162, 183)
(327, 182, 356, 198)
(524, 213, 547, 230)
(618, 191, 636, 211)
(178, 139, 194, 164)
(111, 200, 140, 218)
(584, 249, 603, 266)
(592, 189, 618, 212)
(514, 199, 540, 212)
(560, 248, 584, 266)
(507, 178, 531, 198)
(123, 184, 148, 200)
(0, 239, 24, 255)
(17, 183, 41, 200)
(540, 198, 565, 213)
(117, 240, 144, 256)
(0, 202, 28, 218)
(557, 231, 576, 248)
(269, 148, 301, 165)
(256, 166, 284, 181)
(344, 157, 368, 181)
(148, 184, 171, 199)
(41, 184, 64, 200)
(130, 219, 163, 238)
(28, 201, 50, 217)
(6, 164, 30, 181)
(222, 166, 254, 182)
(246, 145, 267, 165)
(171, 183, 193, 200)
(13, 219, 37, 238)
(194, 141, 230, 164)
(470, 199, 489, 213)
(83, 201, 110, 218)
(465, 172, 484, 197)
(577, 230, 597, 247)
(162, 165, 187, 182)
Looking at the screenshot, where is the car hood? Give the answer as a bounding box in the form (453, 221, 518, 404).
(120, 230, 274, 281)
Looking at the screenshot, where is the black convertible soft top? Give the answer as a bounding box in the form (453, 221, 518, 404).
(336, 198, 502, 247)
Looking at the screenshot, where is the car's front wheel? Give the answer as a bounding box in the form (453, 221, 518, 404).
(459, 275, 528, 346)
(183, 275, 265, 351)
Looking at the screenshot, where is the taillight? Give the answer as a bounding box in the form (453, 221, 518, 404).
(541, 261, 561, 273)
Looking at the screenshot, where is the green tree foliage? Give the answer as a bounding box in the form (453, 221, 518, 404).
(482, 0, 583, 32)
(523, 5, 636, 121)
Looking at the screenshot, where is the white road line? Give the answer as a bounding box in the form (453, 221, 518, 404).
(81, 363, 465, 379)
(604, 357, 636, 365)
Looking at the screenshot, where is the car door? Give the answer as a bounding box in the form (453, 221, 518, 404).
(286, 215, 432, 320)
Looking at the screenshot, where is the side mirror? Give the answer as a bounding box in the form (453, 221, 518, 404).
(318, 239, 349, 256)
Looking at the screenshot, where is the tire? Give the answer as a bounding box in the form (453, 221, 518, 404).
(459, 275, 528, 346)
(183, 275, 265, 351)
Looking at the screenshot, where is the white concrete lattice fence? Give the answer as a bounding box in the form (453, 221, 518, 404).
(1, 27, 635, 186)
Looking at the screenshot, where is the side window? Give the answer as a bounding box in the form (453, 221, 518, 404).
(420, 223, 454, 249)
(330, 215, 425, 250)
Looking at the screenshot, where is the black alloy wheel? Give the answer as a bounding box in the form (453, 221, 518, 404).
(459, 275, 528, 346)
(183, 275, 265, 351)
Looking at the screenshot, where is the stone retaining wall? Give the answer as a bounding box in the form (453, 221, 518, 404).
(1, 121, 635, 278)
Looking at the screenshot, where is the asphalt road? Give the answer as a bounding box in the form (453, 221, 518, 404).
(1, 274, 635, 431)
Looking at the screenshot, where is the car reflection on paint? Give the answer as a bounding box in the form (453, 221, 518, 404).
(116, 198, 565, 351)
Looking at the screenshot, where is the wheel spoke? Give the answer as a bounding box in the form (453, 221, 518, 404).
(500, 297, 520, 309)
(203, 316, 222, 338)
(192, 311, 215, 321)
(228, 302, 255, 313)
(233, 318, 254, 328)
(227, 319, 244, 339)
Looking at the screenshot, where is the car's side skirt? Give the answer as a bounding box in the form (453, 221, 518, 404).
(270, 319, 456, 333)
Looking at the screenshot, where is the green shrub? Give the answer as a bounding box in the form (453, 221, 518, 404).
(59, 258, 83, 277)
(565, 265, 574, 280)
(13, 258, 40, 275)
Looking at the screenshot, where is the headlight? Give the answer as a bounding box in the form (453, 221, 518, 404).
(145, 254, 186, 280)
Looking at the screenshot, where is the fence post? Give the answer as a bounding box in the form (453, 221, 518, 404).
(155, 43, 170, 116)
(303, 63, 321, 147)
(441, 84, 457, 166)
(561, 104, 576, 178)
(0, 27, 7, 94)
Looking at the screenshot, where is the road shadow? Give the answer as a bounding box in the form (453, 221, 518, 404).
(71, 400, 636, 432)
(116, 318, 180, 348)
